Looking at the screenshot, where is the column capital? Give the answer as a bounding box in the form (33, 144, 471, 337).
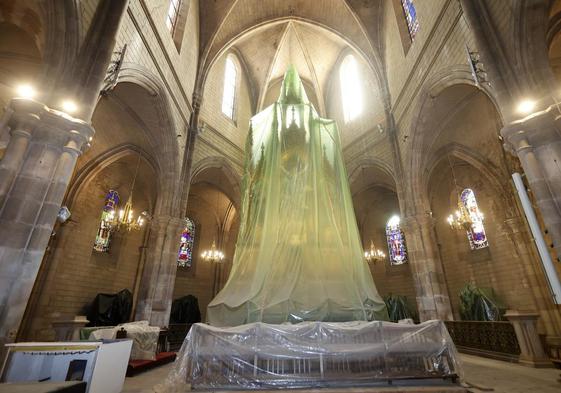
(8, 98, 94, 155)
(150, 214, 185, 229)
(8, 98, 44, 132)
(501, 104, 561, 151)
(402, 212, 435, 231)
(192, 92, 203, 111)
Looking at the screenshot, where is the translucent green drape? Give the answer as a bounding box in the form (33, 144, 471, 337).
(207, 66, 387, 326)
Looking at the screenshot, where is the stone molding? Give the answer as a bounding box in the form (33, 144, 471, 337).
(7, 98, 94, 153)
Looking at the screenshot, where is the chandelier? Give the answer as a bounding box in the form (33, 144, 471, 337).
(447, 200, 473, 231)
(364, 240, 386, 263)
(108, 154, 147, 231)
(201, 240, 225, 263)
(446, 154, 483, 232)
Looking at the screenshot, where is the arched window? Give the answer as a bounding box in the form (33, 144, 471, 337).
(222, 56, 237, 119)
(461, 189, 488, 250)
(177, 217, 196, 267)
(166, 0, 182, 34)
(93, 190, 119, 252)
(339, 54, 363, 123)
(386, 215, 408, 265)
(401, 0, 419, 41)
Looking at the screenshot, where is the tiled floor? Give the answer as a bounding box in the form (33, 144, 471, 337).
(122, 354, 561, 393)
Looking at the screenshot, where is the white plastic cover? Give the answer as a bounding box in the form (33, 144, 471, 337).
(160, 320, 462, 391)
(90, 320, 159, 360)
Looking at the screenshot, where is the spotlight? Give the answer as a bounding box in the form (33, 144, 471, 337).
(517, 99, 536, 115)
(16, 84, 36, 99)
(61, 100, 78, 114)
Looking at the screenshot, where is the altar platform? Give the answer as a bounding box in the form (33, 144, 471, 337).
(160, 320, 463, 391)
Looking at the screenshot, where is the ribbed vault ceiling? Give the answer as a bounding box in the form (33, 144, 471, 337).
(234, 21, 348, 113)
(198, 0, 387, 112)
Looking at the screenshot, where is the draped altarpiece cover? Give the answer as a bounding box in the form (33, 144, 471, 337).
(207, 66, 388, 326)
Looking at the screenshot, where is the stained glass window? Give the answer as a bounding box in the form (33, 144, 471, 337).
(222, 56, 237, 119)
(401, 0, 419, 41)
(177, 217, 196, 267)
(386, 215, 408, 265)
(461, 189, 488, 250)
(339, 55, 363, 123)
(166, 0, 182, 34)
(93, 190, 119, 252)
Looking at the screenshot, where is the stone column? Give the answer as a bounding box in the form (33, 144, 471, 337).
(179, 92, 202, 210)
(402, 213, 453, 321)
(502, 107, 561, 261)
(0, 0, 128, 354)
(0, 100, 42, 207)
(47, 0, 129, 120)
(504, 216, 561, 338)
(135, 216, 185, 327)
(0, 99, 93, 352)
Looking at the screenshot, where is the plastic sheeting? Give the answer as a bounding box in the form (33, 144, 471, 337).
(90, 321, 159, 360)
(159, 320, 462, 391)
(207, 66, 387, 326)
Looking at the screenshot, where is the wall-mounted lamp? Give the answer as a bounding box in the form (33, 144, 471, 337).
(16, 84, 36, 99)
(517, 99, 536, 115)
(61, 100, 78, 114)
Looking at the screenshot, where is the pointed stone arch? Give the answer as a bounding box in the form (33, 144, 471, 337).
(190, 155, 242, 211)
(405, 70, 503, 214)
(98, 66, 182, 216)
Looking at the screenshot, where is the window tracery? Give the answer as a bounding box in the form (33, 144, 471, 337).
(401, 0, 419, 41)
(177, 217, 196, 267)
(166, 0, 182, 34)
(222, 56, 237, 119)
(386, 215, 408, 265)
(461, 189, 488, 250)
(339, 55, 363, 123)
(93, 190, 119, 252)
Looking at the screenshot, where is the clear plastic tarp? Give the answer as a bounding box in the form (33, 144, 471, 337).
(207, 66, 387, 326)
(159, 320, 462, 391)
(89, 321, 159, 360)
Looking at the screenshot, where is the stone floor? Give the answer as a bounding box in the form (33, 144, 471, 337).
(122, 354, 561, 393)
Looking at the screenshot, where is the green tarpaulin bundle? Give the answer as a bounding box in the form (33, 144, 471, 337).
(207, 66, 387, 326)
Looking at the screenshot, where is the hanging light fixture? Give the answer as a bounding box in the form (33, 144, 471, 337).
(201, 240, 225, 263)
(446, 155, 481, 231)
(447, 200, 474, 231)
(109, 154, 148, 231)
(359, 166, 386, 264)
(201, 187, 226, 263)
(364, 240, 386, 263)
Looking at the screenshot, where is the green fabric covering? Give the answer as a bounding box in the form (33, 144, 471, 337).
(207, 66, 388, 326)
(459, 283, 505, 321)
(384, 294, 416, 322)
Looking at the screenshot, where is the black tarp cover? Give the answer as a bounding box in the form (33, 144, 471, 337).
(170, 295, 201, 324)
(87, 288, 132, 326)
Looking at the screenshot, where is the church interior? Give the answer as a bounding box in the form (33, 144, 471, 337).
(0, 0, 561, 392)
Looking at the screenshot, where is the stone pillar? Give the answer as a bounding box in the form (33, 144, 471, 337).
(0, 0, 128, 355)
(504, 216, 561, 338)
(135, 216, 185, 327)
(402, 213, 453, 321)
(505, 310, 553, 368)
(48, 0, 129, 120)
(0, 100, 41, 207)
(0, 98, 93, 352)
(180, 92, 202, 210)
(502, 107, 561, 261)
